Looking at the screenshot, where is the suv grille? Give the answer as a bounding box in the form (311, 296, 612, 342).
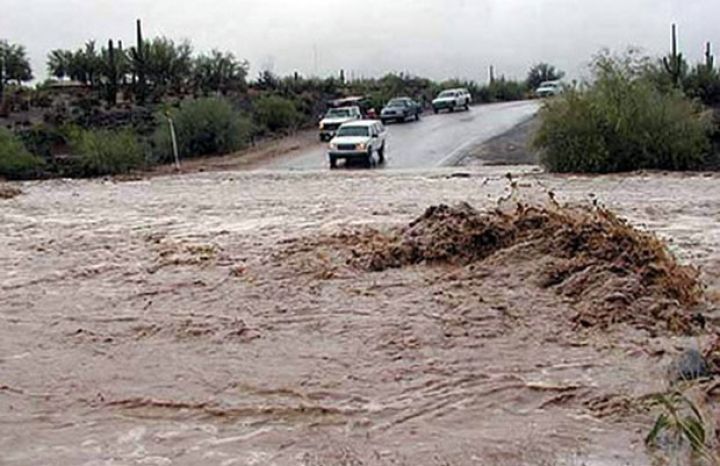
(337, 144, 357, 151)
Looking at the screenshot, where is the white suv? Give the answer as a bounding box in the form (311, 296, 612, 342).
(432, 88, 471, 113)
(328, 120, 387, 169)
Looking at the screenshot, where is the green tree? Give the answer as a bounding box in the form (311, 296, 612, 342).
(526, 63, 565, 90)
(47, 49, 74, 79)
(193, 50, 248, 95)
(0, 40, 33, 112)
(144, 37, 193, 95)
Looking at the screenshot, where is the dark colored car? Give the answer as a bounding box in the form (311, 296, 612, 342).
(380, 97, 422, 124)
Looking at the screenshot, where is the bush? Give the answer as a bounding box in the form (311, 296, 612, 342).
(486, 78, 527, 102)
(71, 128, 144, 176)
(684, 66, 720, 106)
(0, 128, 45, 179)
(534, 52, 712, 173)
(15, 125, 65, 160)
(253, 95, 300, 133)
(153, 97, 250, 161)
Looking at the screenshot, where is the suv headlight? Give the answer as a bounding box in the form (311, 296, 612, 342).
(329, 142, 337, 150)
(319, 122, 324, 129)
(356, 143, 367, 151)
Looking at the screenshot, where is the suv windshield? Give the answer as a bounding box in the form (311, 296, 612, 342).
(438, 91, 456, 98)
(336, 126, 369, 137)
(326, 108, 352, 118)
(387, 99, 407, 107)
(539, 81, 559, 88)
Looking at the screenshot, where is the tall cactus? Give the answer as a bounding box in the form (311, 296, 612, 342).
(705, 42, 714, 71)
(663, 24, 685, 86)
(131, 19, 147, 104)
(106, 39, 118, 106)
(0, 51, 5, 116)
(118, 40, 127, 86)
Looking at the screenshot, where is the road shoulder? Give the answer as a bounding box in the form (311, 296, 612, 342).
(457, 116, 541, 167)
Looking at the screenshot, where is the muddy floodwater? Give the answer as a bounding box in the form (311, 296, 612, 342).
(2, 167, 720, 465)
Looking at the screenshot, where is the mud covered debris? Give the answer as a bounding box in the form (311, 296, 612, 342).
(348, 202, 703, 333)
(0, 184, 22, 199)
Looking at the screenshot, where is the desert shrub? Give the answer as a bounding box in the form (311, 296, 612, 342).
(486, 78, 527, 102)
(70, 128, 144, 176)
(15, 125, 66, 159)
(253, 95, 301, 133)
(684, 66, 720, 106)
(153, 97, 251, 161)
(534, 52, 711, 173)
(0, 128, 45, 179)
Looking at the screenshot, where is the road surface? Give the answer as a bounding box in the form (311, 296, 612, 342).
(266, 100, 540, 170)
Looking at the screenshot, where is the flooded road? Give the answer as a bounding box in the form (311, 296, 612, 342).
(265, 101, 540, 170)
(2, 168, 720, 465)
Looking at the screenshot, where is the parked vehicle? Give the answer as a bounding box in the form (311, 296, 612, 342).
(380, 97, 422, 124)
(329, 96, 373, 115)
(535, 80, 563, 98)
(318, 106, 362, 141)
(432, 88, 471, 113)
(327, 120, 387, 169)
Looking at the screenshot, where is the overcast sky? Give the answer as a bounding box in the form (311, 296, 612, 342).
(2, 0, 719, 83)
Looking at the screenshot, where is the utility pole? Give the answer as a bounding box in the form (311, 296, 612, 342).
(165, 111, 180, 171)
(313, 44, 318, 77)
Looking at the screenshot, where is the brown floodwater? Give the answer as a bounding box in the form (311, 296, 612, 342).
(2, 167, 720, 465)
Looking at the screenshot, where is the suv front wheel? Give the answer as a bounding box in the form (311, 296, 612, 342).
(365, 151, 373, 168)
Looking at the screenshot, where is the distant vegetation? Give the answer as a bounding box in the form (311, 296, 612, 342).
(526, 63, 565, 90)
(0, 40, 34, 116)
(0, 18, 535, 179)
(535, 25, 720, 174)
(535, 50, 711, 173)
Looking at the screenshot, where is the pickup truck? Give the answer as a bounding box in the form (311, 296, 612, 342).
(432, 88, 471, 113)
(318, 106, 362, 141)
(327, 120, 387, 169)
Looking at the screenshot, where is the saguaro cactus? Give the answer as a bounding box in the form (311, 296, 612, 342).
(705, 42, 714, 71)
(132, 19, 147, 104)
(118, 40, 127, 86)
(106, 39, 118, 106)
(0, 52, 5, 115)
(663, 24, 685, 86)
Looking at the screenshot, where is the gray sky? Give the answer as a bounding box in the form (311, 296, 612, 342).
(2, 0, 719, 83)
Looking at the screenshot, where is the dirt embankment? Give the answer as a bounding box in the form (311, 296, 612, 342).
(343, 202, 703, 333)
(459, 116, 540, 166)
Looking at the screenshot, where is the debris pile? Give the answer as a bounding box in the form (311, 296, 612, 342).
(0, 184, 22, 199)
(349, 202, 703, 333)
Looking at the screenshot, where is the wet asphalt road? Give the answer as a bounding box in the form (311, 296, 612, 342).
(266, 100, 540, 170)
